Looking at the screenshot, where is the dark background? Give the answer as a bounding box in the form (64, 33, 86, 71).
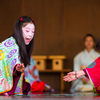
(0, 0, 100, 91)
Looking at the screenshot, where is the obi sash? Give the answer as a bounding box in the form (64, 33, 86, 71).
(0, 36, 24, 94)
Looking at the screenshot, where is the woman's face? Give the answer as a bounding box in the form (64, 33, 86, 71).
(84, 36, 94, 49)
(22, 23, 35, 45)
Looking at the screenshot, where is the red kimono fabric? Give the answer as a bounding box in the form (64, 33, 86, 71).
(84, 57, 100, 95)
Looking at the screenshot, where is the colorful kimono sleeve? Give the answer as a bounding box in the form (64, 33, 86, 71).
(31, 58, 39, 79)
(25, 57, 39, 83)
(85, 57, 100, 95)
(0, 37, 24, 94)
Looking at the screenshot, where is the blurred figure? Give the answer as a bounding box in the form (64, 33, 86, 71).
(70, 34, 100, 92)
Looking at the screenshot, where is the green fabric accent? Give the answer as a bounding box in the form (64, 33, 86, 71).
(86, 69, 99, 95)
(0, 37, 23, 94)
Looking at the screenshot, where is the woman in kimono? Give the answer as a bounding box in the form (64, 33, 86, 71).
(0, 16, 36, 96)
(70, 34, 100, 92)
(63, 38, 100, 95)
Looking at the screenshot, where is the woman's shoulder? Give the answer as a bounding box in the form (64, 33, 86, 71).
(74, 50, 84, 60)
(75, 50, 84, 57)
(1, 36, 17, 47)
(93, 50, 100, 56)
(0, 36, 18, 53)
(2, 36, 15, 43)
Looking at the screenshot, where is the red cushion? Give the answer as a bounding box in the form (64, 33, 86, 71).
(31, 81, 45, 92)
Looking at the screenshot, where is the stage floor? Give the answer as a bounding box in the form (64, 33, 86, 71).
(0, 92, 100, 100)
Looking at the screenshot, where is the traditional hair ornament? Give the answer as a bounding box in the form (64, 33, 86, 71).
(20, 17, 23, 21)
(32, 19, 36, 25)
(34, 21, 36, 25)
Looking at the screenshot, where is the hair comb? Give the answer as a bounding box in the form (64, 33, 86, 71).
(20, 17, 23, 21)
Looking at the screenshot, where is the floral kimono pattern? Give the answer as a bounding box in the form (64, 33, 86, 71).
(0, 37, 24, 94)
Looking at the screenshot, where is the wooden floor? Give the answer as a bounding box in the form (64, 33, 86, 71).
(0, 92, 99, 100)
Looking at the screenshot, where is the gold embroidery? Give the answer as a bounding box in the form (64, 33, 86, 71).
(0, 50, 4, 60)
(5, 65, 10, 77)
(97, 86, 100, 90)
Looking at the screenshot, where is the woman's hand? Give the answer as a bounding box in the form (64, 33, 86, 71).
(63, 70, 85, 82)
(16, 63, 25, 72)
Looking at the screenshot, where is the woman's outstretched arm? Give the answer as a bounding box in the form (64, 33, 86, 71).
(63, 70, 85, 82)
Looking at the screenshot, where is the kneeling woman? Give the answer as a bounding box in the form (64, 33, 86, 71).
(63, 39, 100, 95)
(0, 16, 35, 95)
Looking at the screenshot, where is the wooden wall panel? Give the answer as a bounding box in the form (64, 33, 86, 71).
(22, 0, 100, 68)
(0, 0, 23, 42)
(0, 0, 100, 91)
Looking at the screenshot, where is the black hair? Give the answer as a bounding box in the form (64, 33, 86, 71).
(13, 16, 36, 67)
(83, 34, 95, 42)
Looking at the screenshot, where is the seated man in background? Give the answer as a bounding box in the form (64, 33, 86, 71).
(25, 57, 54, 92)
(70, 34, 100, 92)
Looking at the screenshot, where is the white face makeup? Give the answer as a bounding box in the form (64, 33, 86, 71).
(22, 23, 35, 45)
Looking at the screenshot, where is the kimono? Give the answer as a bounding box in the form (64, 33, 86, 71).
(25, 58, 52, 92)
(84, 57, 100, 95)
(0, 36, 30, 95)
(71, 49, 100, 92)
(25, 58, 39, 84)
